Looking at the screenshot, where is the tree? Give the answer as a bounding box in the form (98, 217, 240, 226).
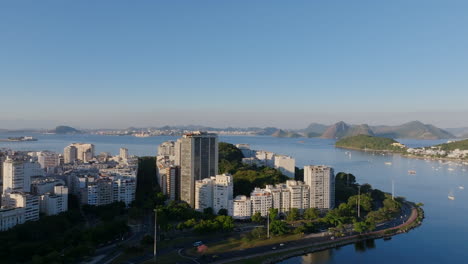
(203, 207, 214, 216)
(269, 220, 289, 236)
(353, 220, 368, 233)
(286, 208, 300, 222)
(251, 212, 263, 223)
(347, 193, 373, 213)
(304, 208, 320, 220)
(218, 208, 228, 216)
(269, 208, 279, 222)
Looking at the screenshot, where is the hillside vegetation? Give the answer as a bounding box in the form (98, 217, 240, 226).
(335, 135, 406, 152)
(436, 139, 468, 151)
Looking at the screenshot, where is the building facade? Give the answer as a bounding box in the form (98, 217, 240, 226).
(304, 165, 335, 209)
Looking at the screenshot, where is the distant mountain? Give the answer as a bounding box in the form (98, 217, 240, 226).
(271, 129, 302, 138)
(372, 121, 454, 140)
(320, 122, 374, 139)
(255, 127, 280, 136)
(445, 127, 468, 138)
(303, 123, 328, 135)
(54, 126, 81, 134)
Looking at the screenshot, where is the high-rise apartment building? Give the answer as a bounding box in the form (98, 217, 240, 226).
(274, 155, 295, 178)
(2, 157, 42, 194)
(64, 143, 95, 163)
(194, 174, 233, 215)
(232, 195, 251, 219)
(119, 148, 129, 161)
(250, 188, 272, 217)
(177, 132, 218, 207)
(64, 145, 77, 164)
(39, 185, 68, 216)
(304, 165, 335, 209)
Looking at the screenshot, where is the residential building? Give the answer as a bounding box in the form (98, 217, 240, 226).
(250, 187, 272, 217)
(235, 144, 255, 158)
(65, 143, 95, 163)
(119, 148, 129, 161)
(232, 195, 251, 219)
(4, 192, 39, 222)
(177, 132, 218, 207)
(39, 185, 68, 216)
(255, 151, 275, 167)
(36, 151, 60, 169)
(194, 174, 233, 215)
(64, 145, 77, 164)
(304, 165, 335, 209)
(0, 207, 25, 231)
(274, 155, 295, 178)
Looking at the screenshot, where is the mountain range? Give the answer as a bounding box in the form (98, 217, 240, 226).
(269, 121, 456, 140)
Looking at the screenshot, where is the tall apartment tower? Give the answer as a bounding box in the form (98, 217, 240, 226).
(177, 132, 218, 207)
(304, 165, 335, 210)
(64, 145, 77, 164)
(119, 148, 129, 161)
(2, 157, 26, 193)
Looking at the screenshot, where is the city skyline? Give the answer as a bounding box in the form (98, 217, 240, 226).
(2, 1, 468, 128)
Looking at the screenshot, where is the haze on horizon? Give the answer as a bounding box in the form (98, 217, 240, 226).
(1, 1, 468, 129)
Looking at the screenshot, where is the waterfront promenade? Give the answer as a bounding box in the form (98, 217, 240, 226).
(205, 203, 421, 264)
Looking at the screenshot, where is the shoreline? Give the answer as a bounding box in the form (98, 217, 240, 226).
(210, 202, 423, 264)
(336, 146, 468, 164)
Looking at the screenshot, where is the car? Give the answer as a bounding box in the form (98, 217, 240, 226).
(272, 247, 277, 250)
(279, 243, 285, 247)
(193, 241, 203, 247)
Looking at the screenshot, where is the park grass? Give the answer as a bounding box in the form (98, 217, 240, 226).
(188, 233, 304, 256)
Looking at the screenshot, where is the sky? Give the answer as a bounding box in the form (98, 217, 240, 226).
(1, 1, 468, 129)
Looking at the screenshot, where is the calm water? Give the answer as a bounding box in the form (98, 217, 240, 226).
(1, 133, 467, 263)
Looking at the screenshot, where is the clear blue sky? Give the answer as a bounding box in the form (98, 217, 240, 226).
(1, 0, 468, 128)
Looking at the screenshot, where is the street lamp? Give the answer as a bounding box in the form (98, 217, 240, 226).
(357, 185, 361, 219)
(153, 208, 157, 261)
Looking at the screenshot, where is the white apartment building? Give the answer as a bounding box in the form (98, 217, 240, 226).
(274, 155, 295, 178)
(39, 185, 68, 216)
(31, 177, 65, 195)
(213, 174, 233, 214)
(304, 165, 335, 209)
(250, 187, 272, 217)
(158, 141, 176, 156)
(232, 195, 251, 219)
(0, 207, 25, 231)
(255, 151, 276, 167)
(194, 174, 233, 215)
(241, 157, 263, 167)
(195, 178, 213, 212)
(4, 192, 39, 222)
(235, 144, 255, 158)
(3, 157, 43, 194)
(119, 148, 129, 161)
(64, 143, 95, 163)
(112, 177, 136, 206)
(36, 151, 60, 169)
(64, 145, 77, 164)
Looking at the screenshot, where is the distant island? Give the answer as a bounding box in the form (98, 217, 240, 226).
(53, 126, 82, 134)
(335, 135, 407, 152)
(336, 135, 468, 161)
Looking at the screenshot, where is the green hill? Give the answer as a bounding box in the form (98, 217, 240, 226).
(271, 129, 302, 138)
(335, 135, 406, 152)
(372, 121, 454, 139)
(436, 139, 468, 151)
(54, 126, 81, 134)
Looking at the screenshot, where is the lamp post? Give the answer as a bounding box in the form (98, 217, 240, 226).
(357, 185, 361, 219)
(267, 211, 270, 239)
(153, 209, 157, 262)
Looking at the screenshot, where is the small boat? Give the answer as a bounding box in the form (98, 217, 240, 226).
(448, 168, 455, 171)
(385, 162, 392, 166)
(408, 170, 416, 175)
(459, 186, 465, 190)
(383, 237, 392, 241)
(448, 191, 455, 200)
